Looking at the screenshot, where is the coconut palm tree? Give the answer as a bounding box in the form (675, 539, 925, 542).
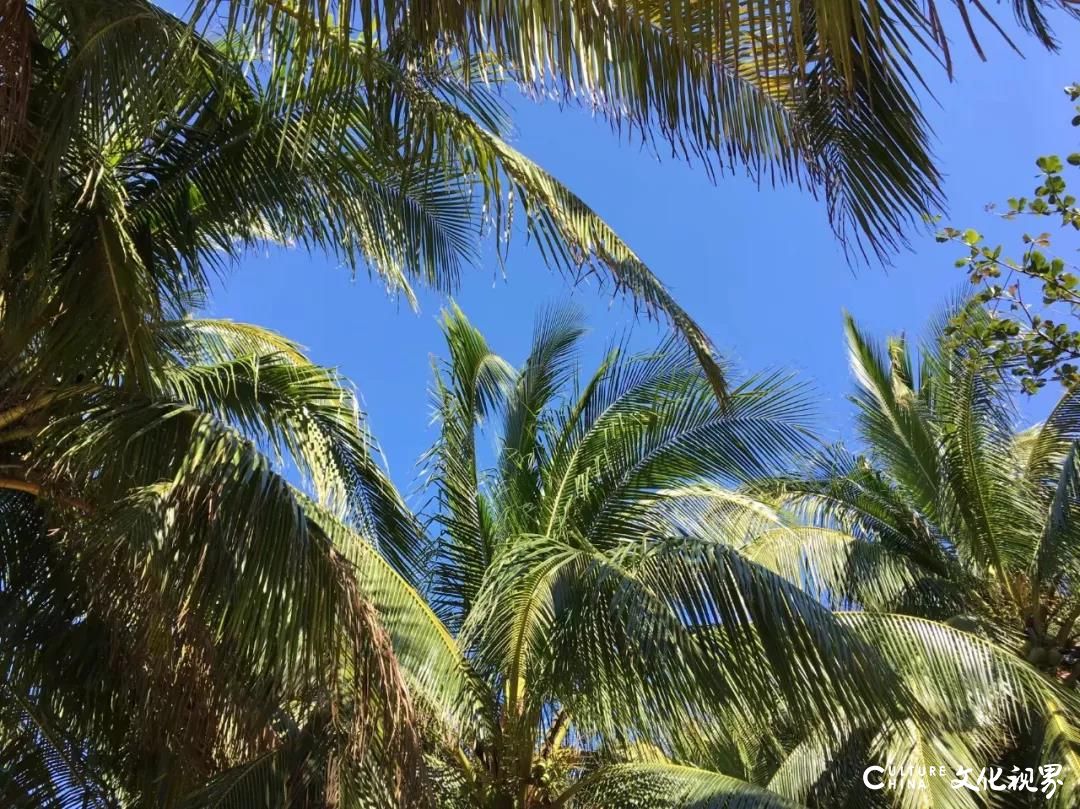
(3, 0, 1077, 409)
(0, 0, 731, 402)
(363, 304, 1077, 808)
(397, 303, 884, 808)
(0, 314, 430, 806)
(747, 310, 1080, 806)
(178, 0, 1075, 261)
(6, 300, 1078, 808)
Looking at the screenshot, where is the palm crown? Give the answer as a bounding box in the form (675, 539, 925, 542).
(773, 312, 1080, 659)
(756, 310, 1080, 806)
(386, 305, 1080, 808)
(0, 313, 434, 805)
(5, 1, 1080, 806)
(5, 0, 1078, 401)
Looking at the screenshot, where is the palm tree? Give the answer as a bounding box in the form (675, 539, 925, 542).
(0, 0, 728, 400)
(0, 315, 430, 806)
(749, 310, 1080, 806)
(3, 0, 1076, 408)
(6, 298, 1078, 807)
(401, 303, 876, 807)
(359, 304, 1076, 808)
(180, 0, 1074, 261)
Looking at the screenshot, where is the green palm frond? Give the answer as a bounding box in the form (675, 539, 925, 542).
(0, 686, 118, 809)
(634, 538, 910, 734)
(1023, 386, 1080, 485)
(558, 761, 803, 808)
(929, 338, 1039, 578)
(497, 304, 588, 534)
(440, 121, 730, 397)
(538, 344, 814, 549)
(7, 0, 737, 395)
(1037, 695, 1080, 809)
(839, 311, 1046, 598)
(838, 613, 1077, 733)
(762, 445, 957, 580)
(1029, 441, 1080, 594)
(868, 721, 983, 809)
(757, 612, 1079, 806)
(765, 729, 876, 806)
(424, 303, 515, 627)
(304, 496, 490, 743)
(41, 400, 348, 685)
(156, 318, 426, 578)
(461, 528, 910, 765)
(0, 346, 423, 801)
(843, 313, 942, 521)
(185, 0, 1079, 259)
(742, 525, 950, 613)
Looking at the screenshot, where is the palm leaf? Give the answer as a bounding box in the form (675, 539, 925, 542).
(558, 761, 803, 808)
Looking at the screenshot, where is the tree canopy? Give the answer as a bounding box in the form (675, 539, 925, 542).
(3, 1, 1080, 807)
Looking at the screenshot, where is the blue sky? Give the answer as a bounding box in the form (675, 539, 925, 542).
(187, 9, 1077, 493)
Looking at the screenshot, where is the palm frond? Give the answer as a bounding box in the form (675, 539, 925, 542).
(1036, 694, 1080, 809)
(188, 0, 1058, 259)
(424, 303, 515, 627)
(22, 391, 422, 800)
(838, 612, 1078, 736)
(761, 444, 958, 581)
(1029, 441, 1080, 597)
(303, 496, 490, 743)
(547, 361, 815, 548)
(844, 312, 942, 521)
(497, 304, 588, 534)
(559, 761, 802, 808)
(868, 720, 983, 809)
(742, 525, 948, 612)
(157, 318, 426, 578)
(0, 686, 118, 809)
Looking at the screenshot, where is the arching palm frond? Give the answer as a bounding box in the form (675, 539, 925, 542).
(0, 320, 424, 805)
(760, 444, 959, 580)
(538, 345, 815, 551)
(1021, 386, 1080, 484)
(866, 720, 983, 809)
(839, 613, 1080, 807)
(4, 1, 732, 396)
(742, 525, 957, 614)
(190, 0, 1073, 260)
(765, 728, 880, 808)
(155, 318, 427, 578)
(837, 613, 1073, 734)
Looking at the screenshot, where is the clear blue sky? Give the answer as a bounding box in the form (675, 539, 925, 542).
(174, 6, 1078, 494)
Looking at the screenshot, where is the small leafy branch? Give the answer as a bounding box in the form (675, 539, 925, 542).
(939, 83, 1080, 393)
